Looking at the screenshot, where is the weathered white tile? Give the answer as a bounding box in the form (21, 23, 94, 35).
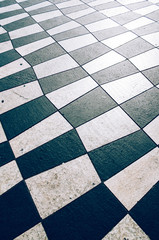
(16, 37, 55, 56)
(67, 8, 95, 19)
(88, 0, 113, 7)
(105, 148, 159, 210)
(77, 106, 139, 151)
(118, 0, 145, 4)
(59, 34, 97, 52)
(25, 1, 52, 12)
(10, 112, 72, 158)
(16, 0, 27, 2)
(0, 41, 13, 54)
(33, 54, 78, 79)
(56, 0, 83, 9)
(0, 122, 7, 143)
(26, 154, 101, 219)
(102, 73, 153, 104)
(14, 223, 48, 240)
(0, 161, 23, 195)
(0, 81, 43, 114)
(102, 31, 137, 49)
(100, 6, 129, 17)
(0, 58, 30, 79)
(9, 24, 43, 40)
(124, 17, 154, 30)
(134, 5, 159, 15)
(130, 48, 159, 71)
(142, 32, 159, 47)
(102, 215, 150, 240)
(0, 27, 6, 34)
(32, 10, 62, 22)
(0, 13, 29, 26)
(46, 76, 97, 109)
(83, 51, 125, 74)
(86, 19, 119, 32)
(144, 116, 159, 144)
(149, 0, 159, 3)
(47, 21, 80, 36)
(0, 4, 21, 14)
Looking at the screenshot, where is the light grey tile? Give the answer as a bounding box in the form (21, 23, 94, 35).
(142, 32, 159, 47)
(0, 3, 21, 14)
(24, 1, 52, 12)
(134, 5, 159, 15)
(85, 19, 119, 32)
(32, 10, 62, 22)
(124, 17, 154, 30)
(67, 7, 95, 19)
(144, 116, 159, 144)
(0, 40, 13, 54)
(88, 0, 114, 7)
(0, 13, 29, 26)
(0, 122, 7, 143)
(47, 21, 80, 35)
(56, 0, 84, 9)
(100, 6, 129, 17)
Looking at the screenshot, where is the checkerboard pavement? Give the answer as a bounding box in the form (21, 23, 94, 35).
(0, 0, 159, 239)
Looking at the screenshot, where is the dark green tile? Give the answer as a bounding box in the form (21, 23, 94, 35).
(29, 4, 57, 15)
(0, 33, 10, 43)
(70, 42, 110, 65)
(0, 9, 24, 19)
(0, 49, 20, 67)
(24, 43, 65, 66)
(4, 17, 36, 32)
(142, 66, 159, 86)
(40, 67, 88, 94)
(121, 87, 159, 128)
(60, 87, 117, 127)
(19, 0, 45, 8)
(89, 130, 156, 181)
(93, 60, 138, 85)
(0, 0, 15, 7)
(0, 96, 56, 140)
(0, 68, 36, 91)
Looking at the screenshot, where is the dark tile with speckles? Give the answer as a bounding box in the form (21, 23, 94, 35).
(0, 141, 15, 167)
(0, 49, 21, 67)
(142, 66, 159, 86)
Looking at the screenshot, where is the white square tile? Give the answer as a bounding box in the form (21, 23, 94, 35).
(85, 19, 119, 32)
(67, 8, 95, 19)
(33, 54, 78, 79)
(0, 13, 29, 26)
(16, 37, 55, 56)
(9, 112, 72, 158)
(100, 6, 129, 17)
(102, 73, 153, 104)
(142, 32, 159, 47)
(9, 24, 44, 40)
(24, 1, 52, 12)
(47, 21, 80, 36)
(32, 10, 62, 23)
(56, 0, 84, 9)
(46, 76, 97, 109)
(0, 161, 23, 195)
(0, 58, 30, 79)
(134, 5, 159, 15)
(59, 34, 97, 52)
(130, 48, 159, 71)
(144, 116, 159, 144)
(102, 31, 137, 49)
(105, 148, 159, 210)
(0, 122, 7, 143)
(124, 17, 154, 30)
(0, 41, 13, 54)
(83, 51, 125, 74)
(26, 154, 101, 219)
(0, 81, 43, 114)
(77, 106, 139, 151)
(0, 4, 21, 14)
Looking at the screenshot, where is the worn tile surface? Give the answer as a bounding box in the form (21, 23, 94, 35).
(0, 0, 158, 239)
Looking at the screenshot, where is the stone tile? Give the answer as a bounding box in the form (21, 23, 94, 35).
(118, 0, 145, 4)
(134, 5, 159, 15)
(88, 0, 114, 7)
(111, 11, 141, 25)
(142, 66, 159, 85)
(60, 87, 117, 127)
(33, 54, 78, 79)
(85, 19, 119, 32)
(126, 1, 153, 10)
(4, 16, 36, 32)
(76, 11, 106, 25)
(102, 214, 150, 240)
(32, 10, 62, 22)
(105, 148, 159, 210)
(100, 6, 129, 17)
(26, 154, 101, 218)
(0, 141, 15, 167)
(0, 3, 21, 14)
(24, 1, 52, 12)
(93, 1, 120, 10)
(142, 31, 159, 47)
(121, 87, 159, 128)
(0, 161, 23, 195)
(46, 76, 97, 109)
(47, 20, 80, 36)
(146, 9, 159, 21)
(0, 49, 21, 67)
(0, 81, 43, 114)
(144, 116, 159, 144)
(0, 58, 30, 79)
(124, 17, 154, 30)
(9, 112, 72, 158)
(77, 106, 139, 151)
(61, 3, 87, 15)
(0, 12, 29, 26)
(56, 0, 84, 9)
(102, 73, 153, 104)
(0, 40, 13, 54)
(0, 122, 7, 143)
(67, 7, 95, 19)
(130, 48, 159, 71)
(93, 26, 127, 41)
(132, 22, 159, 36)
(0, 26, 7, 34)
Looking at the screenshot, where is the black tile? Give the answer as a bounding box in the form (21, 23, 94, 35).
(4, 17, 36, 32)
(89, 130, 156, 181)
(142, 66, 159, 86)
(43, 184, 127, 240)
(0, 49, 21, 67)
(12, 31, 49, 48)
(0, 96, 56, 140)
(39, 15, 70, 31)
(17, 129, 86, 179)
(0, 181, 41, 240)
(0, 141, 15, 167)
(24, 43, 65, 66)
(121, 87, 159, 128)
(0, 68, 36, 92)
(130, 182, 159, 240)
(40, 67, 87, 94)
(93, 60, 138, 85)
(60, 87, 117, 127)
(70, 42, 110, 65)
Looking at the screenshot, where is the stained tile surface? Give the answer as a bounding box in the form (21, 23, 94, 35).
(0, 0, 158, 239)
